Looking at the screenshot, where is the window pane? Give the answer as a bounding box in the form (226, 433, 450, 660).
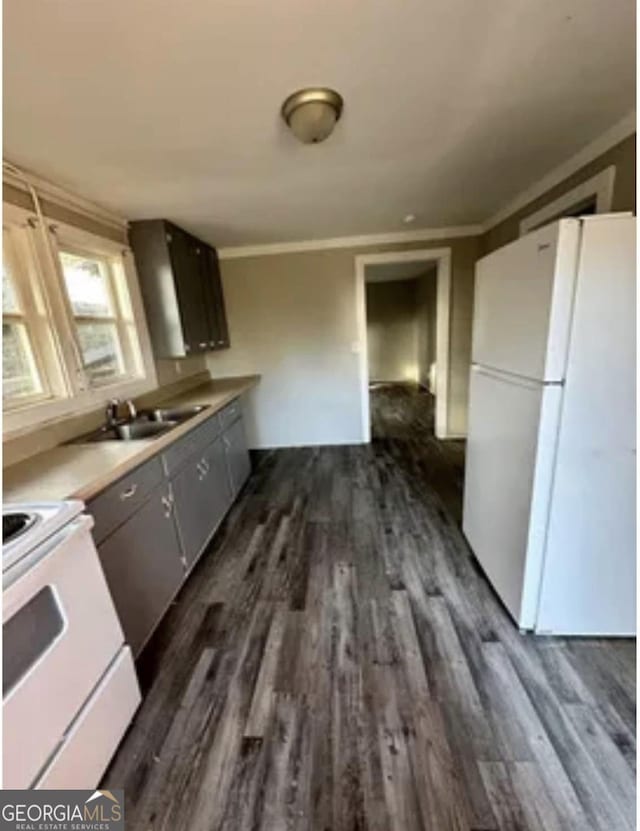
(3, 322, 42, 399)
(76, 321, 124, 384)
(60, 251, 113, 316)
(3, 234, 20, 314)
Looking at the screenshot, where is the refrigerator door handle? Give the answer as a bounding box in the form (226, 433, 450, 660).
(471, 364, 545, 390)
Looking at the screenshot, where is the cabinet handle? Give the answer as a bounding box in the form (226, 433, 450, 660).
(199, 342, 208, 349)
(119, 484, 138, 501)
(217, 340, 225, 345)
(161, 495, 173, 517)
(209, 341, 216, 347)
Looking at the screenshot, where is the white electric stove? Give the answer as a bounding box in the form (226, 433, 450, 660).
(2, 500, 141, 789)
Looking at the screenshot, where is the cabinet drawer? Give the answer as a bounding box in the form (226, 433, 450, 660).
(162, 413, 222, 477)
(88, 456, 164, 545)
(218, 398, 241, 431)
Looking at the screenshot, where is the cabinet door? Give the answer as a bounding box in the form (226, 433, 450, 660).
(204, 433, 234, 519)
(199, 246, 219, 350)
(166, 224, 209, 354)
(172, 437, 232, 569)
(97, 485, 184, 656)
(201, 246, 230, 350)
(223, 417, 251, 497)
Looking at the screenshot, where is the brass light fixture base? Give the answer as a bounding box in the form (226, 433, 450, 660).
(281, 88, 344, 143)
(281, 87, 344, 123)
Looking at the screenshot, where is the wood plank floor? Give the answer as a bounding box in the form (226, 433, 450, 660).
(103, 383, 636, 831)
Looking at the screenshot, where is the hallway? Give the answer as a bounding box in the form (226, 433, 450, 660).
(104, 384, 636, 831)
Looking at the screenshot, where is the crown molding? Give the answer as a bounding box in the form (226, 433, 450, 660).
(218, 224, 484, 260)
(3, 160, 128, 231)
(482, 111, 636, 232)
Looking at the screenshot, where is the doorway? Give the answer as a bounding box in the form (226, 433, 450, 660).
(355, 248, 452, 442)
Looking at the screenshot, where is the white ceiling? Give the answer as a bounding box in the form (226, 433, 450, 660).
(4, 0, 635, 247)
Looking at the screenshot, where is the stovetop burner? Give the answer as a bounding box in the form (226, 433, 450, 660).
(3, 513, 36, 545)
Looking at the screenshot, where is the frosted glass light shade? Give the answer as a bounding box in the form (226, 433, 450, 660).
(288, 101, 338, 144)
(281, 88, 343, 144)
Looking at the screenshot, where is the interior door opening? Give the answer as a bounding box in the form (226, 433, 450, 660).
(355, 248, 452, 442)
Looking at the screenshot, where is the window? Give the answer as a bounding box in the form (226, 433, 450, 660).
(3, 234, 43, 401)
(2, 202, 156, 436)
(59, 249, 128, 386)
(2, 220, 63, 408)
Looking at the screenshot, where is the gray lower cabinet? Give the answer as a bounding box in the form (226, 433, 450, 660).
(223, 417, 251, 498)
(97, 484, 185, 657)
(171, 436, 232, 570)
(91, 398, 250, 658)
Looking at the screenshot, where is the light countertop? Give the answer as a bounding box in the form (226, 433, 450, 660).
(3, 375, 259, 504)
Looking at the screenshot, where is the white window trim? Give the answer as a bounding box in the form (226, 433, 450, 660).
(3, 205, 157, 439)
(519, 166, 616, 236)
(3, 220, 59, 408)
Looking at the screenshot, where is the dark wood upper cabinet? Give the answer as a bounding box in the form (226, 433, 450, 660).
(202, 246, 230, 349)
(129, 219, 230, 359)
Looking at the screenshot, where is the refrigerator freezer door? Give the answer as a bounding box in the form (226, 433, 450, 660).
(462, 366, 561, 626)
(472, 220, 581, 382)
(536, 215, 636, 635)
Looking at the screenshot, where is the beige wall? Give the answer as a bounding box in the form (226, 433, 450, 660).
(366, 279, 419, 383)
(206, 235, 480, 447)
(154, 355, 208, 387)
(482, 135, 636, 254)
(415, 267, 438, 391)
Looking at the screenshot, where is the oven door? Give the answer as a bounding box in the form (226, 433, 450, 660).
(3, 515, 125, 788)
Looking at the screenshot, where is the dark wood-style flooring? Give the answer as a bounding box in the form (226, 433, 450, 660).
(104, 383, 636, 831)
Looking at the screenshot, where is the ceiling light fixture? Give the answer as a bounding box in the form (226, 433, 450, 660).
(281, 88, 343, 144)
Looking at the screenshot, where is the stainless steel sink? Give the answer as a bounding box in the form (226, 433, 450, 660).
(69, 419, 178, 444)
(67, 402, 208, 444)
(115, 421, 178, 440)
(144, 404, 209, 423)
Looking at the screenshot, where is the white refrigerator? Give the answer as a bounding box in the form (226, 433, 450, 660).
(463, 214, 636, 635)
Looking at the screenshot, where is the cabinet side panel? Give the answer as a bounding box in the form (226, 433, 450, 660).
(129, 220, 185, 358)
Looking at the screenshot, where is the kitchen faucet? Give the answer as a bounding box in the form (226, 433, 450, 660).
(105, 398, 137, 427)
(105, 398, 121, 428)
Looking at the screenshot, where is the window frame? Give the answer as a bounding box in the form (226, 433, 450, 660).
(3, 204, 157, 439)
(3, 208, 69, 409)
(3, 230, 48, 406)
(56, 241, 135, 389)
